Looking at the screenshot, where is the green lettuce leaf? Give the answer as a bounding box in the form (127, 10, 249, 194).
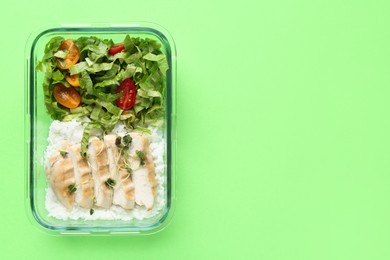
(53, 50, 69, 59)
(80, 122, 103, 158)
(94, 63, 141, 88)
(133, 127, 152, 134)
(69, 61, 114, 75)
(79, 71, 93, 94)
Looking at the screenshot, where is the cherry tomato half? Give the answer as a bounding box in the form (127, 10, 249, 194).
(65, 74, 80, 87)
(116, 78, 137, 110)
(57, 39, 80, 70)
(53, 83, 81, 109)
(108, 43, 125, 55)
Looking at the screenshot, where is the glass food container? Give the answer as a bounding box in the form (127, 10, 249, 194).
(24, 23, 176, 235)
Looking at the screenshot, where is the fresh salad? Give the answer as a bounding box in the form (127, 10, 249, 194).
(36, 35, 168, 156)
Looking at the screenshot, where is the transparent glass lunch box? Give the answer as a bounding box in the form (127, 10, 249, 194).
(24, 23, 176, 235)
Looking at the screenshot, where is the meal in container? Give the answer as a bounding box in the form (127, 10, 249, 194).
(36, 35, 168, 220)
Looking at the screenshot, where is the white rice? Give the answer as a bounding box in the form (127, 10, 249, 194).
(44, 119, 166, 221)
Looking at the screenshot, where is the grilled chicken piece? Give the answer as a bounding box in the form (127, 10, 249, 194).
(45, 143, 75, 210)
(87, 137, 112, 208)
(67, 144, 94, 209)
(104, 134, 135, 209)
(128, 133, 157, 210)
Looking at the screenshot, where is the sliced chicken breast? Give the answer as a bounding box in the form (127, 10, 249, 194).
(128, 133, 157, 210)
(67, 144, 94, 209)
(104, 134, 135, 209)
(87, 137, 112, 208)
(45, 143, 75, 210)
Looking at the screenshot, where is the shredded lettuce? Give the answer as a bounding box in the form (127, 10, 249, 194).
(51, 70, 64, 81)
(79, 71, 93, 94)
(53, 50, 69, 59)
(36, 35, 169, 156)
(69, 61, 114, 75)
(80, 122, 103, 158)
(133, 127, 152, 134)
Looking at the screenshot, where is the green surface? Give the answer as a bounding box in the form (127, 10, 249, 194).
(2, 0, 390, 259)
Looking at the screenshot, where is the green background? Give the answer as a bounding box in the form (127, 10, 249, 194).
(2, 0, 390, 259)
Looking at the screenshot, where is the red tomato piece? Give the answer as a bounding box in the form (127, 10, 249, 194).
(116, 78, 137, 110)
(108, 43, 125, 55)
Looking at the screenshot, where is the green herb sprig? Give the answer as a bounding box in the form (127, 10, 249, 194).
(136, 150, 145, 166)
(105, 178, 116, 188)
(67, 184, 77, 193)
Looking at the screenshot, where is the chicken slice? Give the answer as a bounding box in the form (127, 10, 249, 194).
(128, 132, 157, 210)
(45, 143, 75, 210)
(67, 144, 94, 209)
(87, 137, 112, 208)
(104, 134, 135, 209)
